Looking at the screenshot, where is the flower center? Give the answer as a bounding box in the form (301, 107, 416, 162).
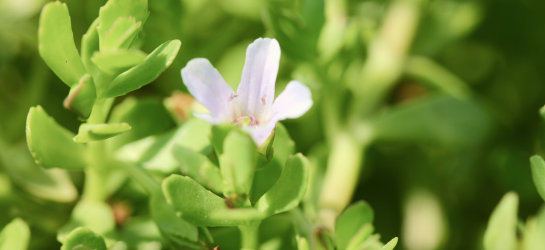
(233, 116, 259, 127)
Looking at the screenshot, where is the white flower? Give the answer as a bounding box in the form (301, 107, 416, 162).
(181, 38, 313, 145)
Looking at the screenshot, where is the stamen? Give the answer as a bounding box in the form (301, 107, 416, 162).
(228, 93, 239, 101)
(261, 95, 266, 105)
(233, 116, 259, 127)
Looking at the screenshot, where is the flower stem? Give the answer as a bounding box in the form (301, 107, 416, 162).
(239, 221, 261, 250)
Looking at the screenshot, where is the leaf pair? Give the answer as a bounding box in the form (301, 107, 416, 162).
(38, 1, 180, 120)
(162, 153, 310, 227)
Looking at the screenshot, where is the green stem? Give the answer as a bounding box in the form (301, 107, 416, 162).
(239, 221, 261, 250)
(82, 97, 114, 201)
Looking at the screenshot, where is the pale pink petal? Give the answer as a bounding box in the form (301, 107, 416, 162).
(245, 122, 276, 146)
(236, 38, 281, 121)
(269, 80, 313, 122)
(181, 58, 235, 121)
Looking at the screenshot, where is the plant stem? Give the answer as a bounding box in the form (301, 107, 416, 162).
(82, 98, 114, 201)
(239, 221, 261, 250)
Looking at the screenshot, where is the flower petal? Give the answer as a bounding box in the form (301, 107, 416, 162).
(181, 58, 235, 121)
(270, 80, 313, 122)
(245, 122, 276, 146)
(193, 113, 222, 124)
(236, 38, 281, 120)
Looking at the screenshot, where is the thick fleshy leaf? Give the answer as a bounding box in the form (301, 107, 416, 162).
(345, 224, 374, 250)
(38, 2, 87, 87)
(102, 17, 142, 51)
(210, 124, 237, 155)
(237, 38, 281, 120)
(255, 153, 310, 217)
(173, 145, 223, 193)
(181, 58, 235, 121)
(63, 74, 97, 119)
(149, 194, 199, 242)
(61, 228, 107, 250)
(220, 130, 257, 196)
(97, 0, 149, 50)
(81, 18, 101, 81)
(0, 218, 30, 250)
(0, 142, 77, 202)
(116, 118, 211, 173)
(104, 40, 181, 98)
(92, 49, 147, 72)
(270, 81, 313, 122)
(250, 123, 294, 203)
(483, 192, 518, 250)
(26, 106, 87, 170)
(336, 201, 375, 250)
(530, 155, 545, 202)
(379, 238, 399, 250)
(58, 200, 116, 244)
(162, 175, 251, 227)
(74, 123, 131, 143)
(108, 97, 176, 149)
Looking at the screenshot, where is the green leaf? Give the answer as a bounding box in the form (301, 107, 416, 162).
(58, 200, 116, 244)
(210, 124, 237, 155)
(74, 123, 131, 143)
(335, 201, 375, 250)
(92, 49, 147, 72)
(104, 39, 181, 98)
(297, 237, 310, 250)
(102, 17, 142, 51)
(173, 145, 223, 194)
(63, 74, 97, 119)
(220, 130, 257, 197)
(38, 2, 87, 87)
(97, 0, 149, 50)
(379, 237, 398, 250)
(483, 192, 518, 250)
(108, 97, 176, 150)
(61, 228, 107, 250)
(530, 155, 545, 202)
(163, 175, 251, 227)
(250, 123, 295, 202)
(345, 224, 374, 250)
(26, 106, 87, 170)
(116, 118, 211, 173)
(0, 142, 77, 202)
(149, 194, 199, 242)
(255, 153, 310, 217)
(0, 218, 30, 250)
(370, 95, 490, 147)
(81, 18, 101, 81)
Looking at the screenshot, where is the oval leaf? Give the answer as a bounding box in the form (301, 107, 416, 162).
(173, 145, 223, 194)
(220, 130, 257, 197)
(102, 17, 142, 51)
(97, 0, 149, 50)
(483, 192, 518, 250)
(38, 2, 87, 87)
(61, 228, 107, 250)
(255, 153, 310, 217)
(162, 175, 252, 227)
(335, 201, 375, 250)
(0, 218, 30, 250)
(26, 106, 87, 170)
(104, 39, 181, 98)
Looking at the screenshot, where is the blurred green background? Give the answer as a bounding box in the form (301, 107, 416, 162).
(1, 0, 545, 249)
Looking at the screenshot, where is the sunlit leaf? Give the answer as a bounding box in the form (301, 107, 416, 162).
(483, 192, 518, 250)
(104, 40, 181, 98)
(38, 2, 87, 87)
(61, 227, 107, 250)
(0, 218, 30, 250)
(102, 17, 142, 51)
(92, 49, 147, 72)
(220, 130, 257, 196)
(97, 0, 149, 50)
(255, 153, 310, 217)
(336, 201, 375, 250)
(26, 106, 87, 170)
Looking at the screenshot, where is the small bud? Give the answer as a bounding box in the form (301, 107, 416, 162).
(164, 91, 196, 124)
